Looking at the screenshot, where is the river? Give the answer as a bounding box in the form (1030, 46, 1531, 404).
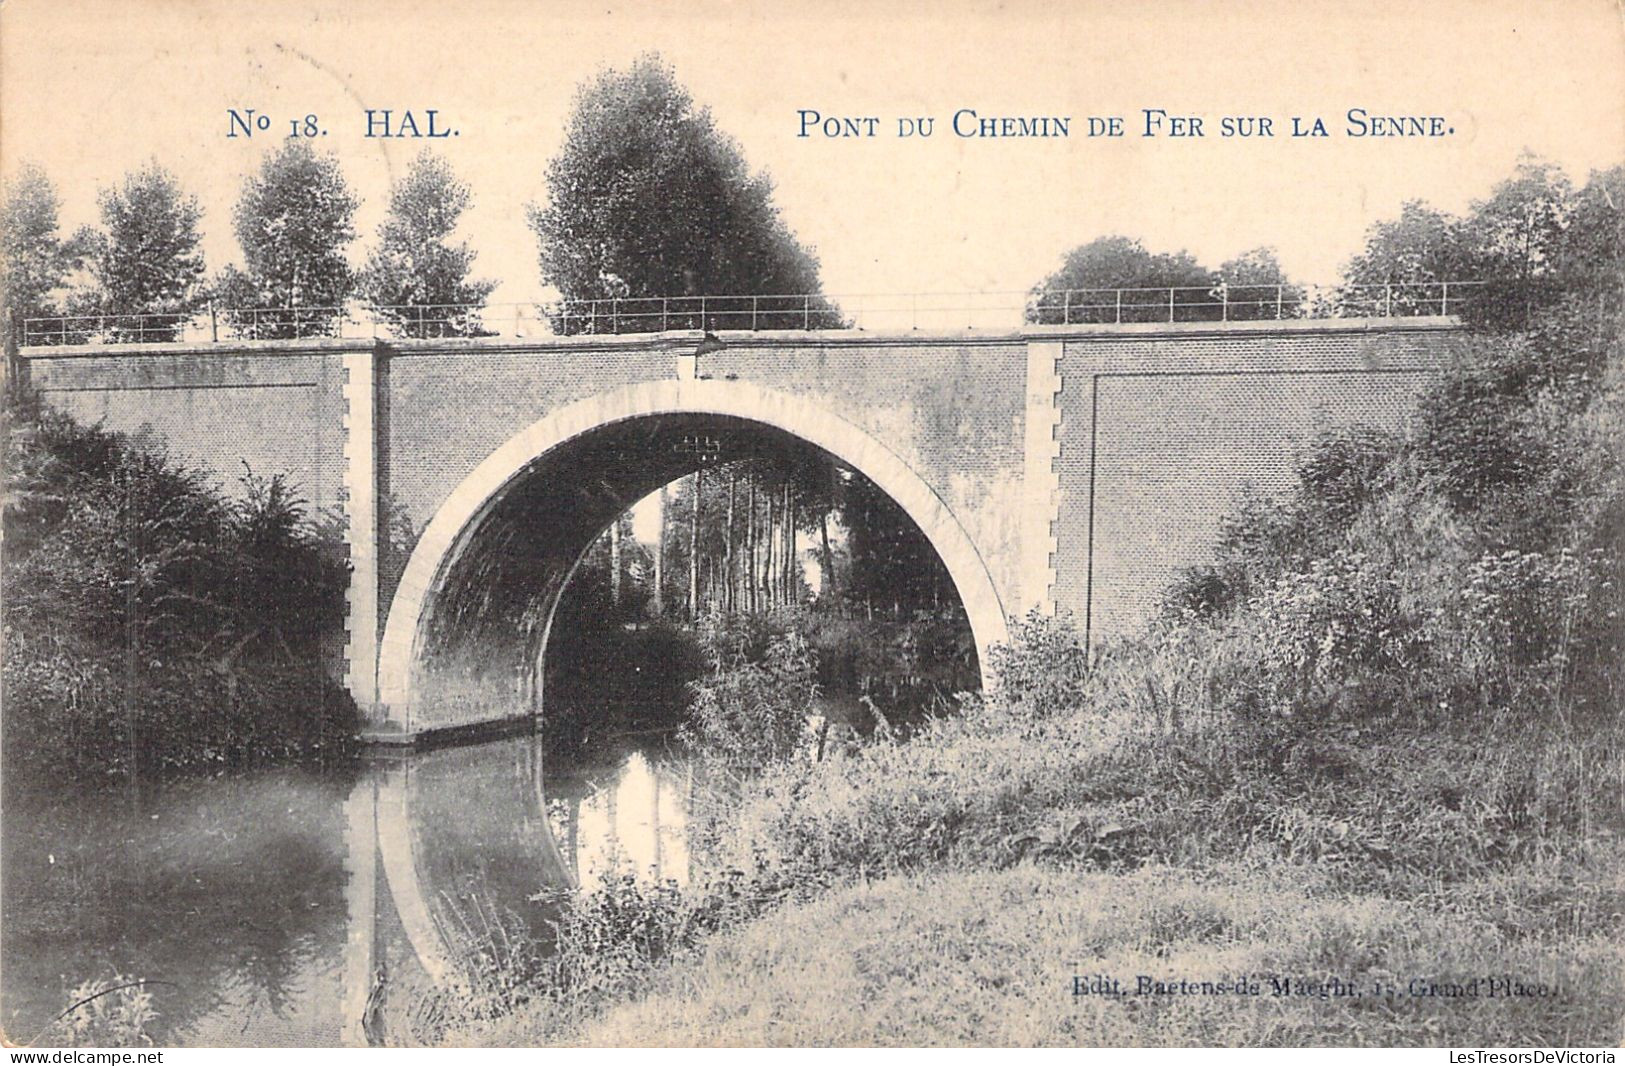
(1, 726, 693, 1046)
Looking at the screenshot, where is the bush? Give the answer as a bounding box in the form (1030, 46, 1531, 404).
(986, 609, 1090, 720)
(428, 868, 787, 1045)
(1294, 424, 1401, 531)
(43, 973, 161, 1048)
(1, 389, 358, 791)
(681, 611, 821, 771)
(1252, 550, 1424, 705)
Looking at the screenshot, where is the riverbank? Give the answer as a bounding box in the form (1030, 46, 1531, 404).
(565, 861, 1622, 1047)
(1, 386, 359, 794)
(447, 661, 1624, 1045)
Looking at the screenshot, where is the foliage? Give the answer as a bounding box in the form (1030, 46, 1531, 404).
(653, 449, 835, 617)
(1292, 423, 1400, 526)
(1028, 235, 1218, 323)
(1558, 164, 1625, 296)
(1162, 426, 1402, 625)
(681, 611, 820, 770)
(1217, 245, 1306, 319)
(423, 868, 787, 1045)
(215, 142, 358, 338)
(0, 163, 88, 350)
(1341, 200, 1479, 297)
(359, 151, 497, 338)
(1, 389, 358, 791)
(1028, 237, 1305, 323)
(535, 873, 754, 1014)
(527, 53, 839, 331)
(1468, 156, 1575, 282)
(52, 973, 160, 1048)
(81, 162, 207, 342)
(1342, 155, 1620, 326)
(685, 604, 977, 738)
(986, 609, 1090, 720)
(1251, 550, 1423, 704)
(801, 606, 977, 727)
(837, 469, 960, 612)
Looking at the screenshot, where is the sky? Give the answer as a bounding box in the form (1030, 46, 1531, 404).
(2, 0, 1622, 320)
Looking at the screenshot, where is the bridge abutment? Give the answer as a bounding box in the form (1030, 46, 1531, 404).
(342, 345, 382, 715)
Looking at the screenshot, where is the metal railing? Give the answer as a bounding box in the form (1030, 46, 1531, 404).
(1027, 281, 1484, 325)
(18, 281, 1487, 347)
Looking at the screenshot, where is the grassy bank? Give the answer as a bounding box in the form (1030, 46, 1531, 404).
(565, 863, 1622, 1047)
(442, 665, 1623, 1045)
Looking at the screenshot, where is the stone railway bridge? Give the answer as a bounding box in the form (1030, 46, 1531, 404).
(20, 317, 1468, 739)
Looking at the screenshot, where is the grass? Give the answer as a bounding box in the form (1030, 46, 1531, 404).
(471, 862, 1623, 1047)
(430, 665, 1624, 1046)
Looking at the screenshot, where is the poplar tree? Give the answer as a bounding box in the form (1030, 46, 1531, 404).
(359, 151, 497, 338)
(0, 164, 84, 351)
(215, 142, 358, 339)
(527, 53, 839, 331)
(84, 162, 207, 342)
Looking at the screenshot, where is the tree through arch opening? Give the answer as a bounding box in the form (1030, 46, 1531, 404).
(381, 399, 995, 744)
(542, 438, 980, 760)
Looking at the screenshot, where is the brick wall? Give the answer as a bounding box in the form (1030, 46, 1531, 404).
(26, 345, 349, 514)
(1050, 321, 1471, 638)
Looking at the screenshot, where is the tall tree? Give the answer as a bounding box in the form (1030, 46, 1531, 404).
(215, 142, 359, 339)
(83, 162, 207, 342)
(528, 53, 838, 332)
(1, 164, 84, 351)
(359, 151, 497, 338)
(1028, 236, 1217, 323)
(1217, 246, 1304, 320)
(1341, 154, 1601, 323)
(840, 470, 956, 616)
(1340, 201, 1482, 315)
(1344, 201, 1476, 285)
(1466, 155, 1573, 284)
(1559, 164, 1624, 300)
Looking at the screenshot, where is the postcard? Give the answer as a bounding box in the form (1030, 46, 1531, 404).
(2, 0, 1621, 1051)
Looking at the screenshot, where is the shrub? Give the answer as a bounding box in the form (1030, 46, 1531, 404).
(49, 973, 161, 1048)
(1252, 550, 1424, 705)
(986, 609, 1090, 720)
(681, 613, 820, 771)
(1160, 564, 1239, 623)
(1294, 424, 1401, 532)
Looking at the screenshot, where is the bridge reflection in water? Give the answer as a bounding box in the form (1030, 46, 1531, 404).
(341, 734, 691, 1046)
(0, 731, 691, 1048)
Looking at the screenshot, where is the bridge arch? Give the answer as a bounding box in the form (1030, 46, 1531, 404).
(374, 377, 1009, 733)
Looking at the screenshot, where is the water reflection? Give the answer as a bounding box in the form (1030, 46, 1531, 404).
(551, 751, 692, 892)
(1, 728, 691, 1047)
